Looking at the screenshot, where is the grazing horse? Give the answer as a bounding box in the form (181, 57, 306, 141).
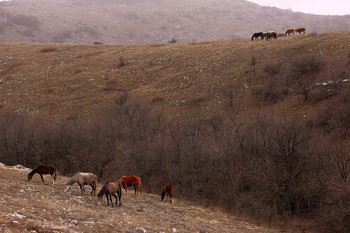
(98, 182, 122, 207)
(295, 28, 306, 35)
(251, 32, 264, 41)
(161, 184, 173, 203)
(27, 164, 57, 185)
(117, 175, 142, 195)
(285, 29, 295, 36)
(265, 31, 277, 40)
(65, 172, 97, 196)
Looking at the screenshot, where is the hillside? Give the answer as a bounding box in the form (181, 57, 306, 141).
(0, 163, 283, 232)
(0, 0, 350, 44)
(0, 31, 350, 120)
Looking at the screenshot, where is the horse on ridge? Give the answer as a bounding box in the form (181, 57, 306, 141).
(98, 181, 122, 207)
(65, 172, 97, 196)
(251, 32, 264, 41)
(285, 29, 295, 36)
(161, 184, 173, 203)
(27, 164, 57, 185)
(117, 175, 142, 195)
(295, 28, 306, 35)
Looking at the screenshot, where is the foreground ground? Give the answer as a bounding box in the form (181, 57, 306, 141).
(0, 164, 284, 233)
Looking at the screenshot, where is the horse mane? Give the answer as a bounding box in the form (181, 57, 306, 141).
(66, 172, 79, 185)
(98, 182, 109, 198)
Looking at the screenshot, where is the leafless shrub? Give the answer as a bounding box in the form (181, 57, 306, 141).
(169, 38, 177, 43)
(119, 56, 128, 67)
(40, 47, 57, 53)
(152, 96, 165, 103)
(93, 41, 103, 45)
(290, 55, 325, 77)
(264, 62, 282, 76)
(251, 80, 287, 104)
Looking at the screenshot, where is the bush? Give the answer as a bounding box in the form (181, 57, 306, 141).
(264, 62, 282, 76)
(40, 47, 57, 53)
(290, 55, 324, 77)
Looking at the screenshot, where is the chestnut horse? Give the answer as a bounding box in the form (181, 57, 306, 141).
(98, 181, 122, 207)
(295, 28, 306, 35)
(117, 175, 142, 195)
(27, 164, 57, 185)
(285, 29, 295, 36)
(65, 172, 97, 196)
(161, 184, 173, 203)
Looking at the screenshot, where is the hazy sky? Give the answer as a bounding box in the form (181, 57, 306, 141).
(248, 0, 350, 15)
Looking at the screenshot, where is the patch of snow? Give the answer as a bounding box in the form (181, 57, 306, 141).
(135, 226, 147, 233)
(172, 228, 178, 232)
(11, 164, 31, 171)
(9, 212, 26, 219)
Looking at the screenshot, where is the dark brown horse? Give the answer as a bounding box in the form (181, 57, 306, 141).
(98, 182, 122, 207)
(285, 29, 295, 36)
(27, 164, 57, 185)
(117, 175, 142, 195)
(251, 32, 264, 41)
(295, 28, 306, 35)
(161, 184, 173, 203)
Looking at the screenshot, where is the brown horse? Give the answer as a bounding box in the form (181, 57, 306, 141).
(161, 184, 173, 203)
(117, 175, 142, 195)
(98, 182, 122, 207)
(265, 31, 277, 40)
(27, 164, 57, 185)
(285, 29, 295, 36)
(295, 28, 306, 35)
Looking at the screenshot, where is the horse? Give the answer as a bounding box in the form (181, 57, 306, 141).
(98, 182, 122, 207)
(295, 28, 306, 35)
(265, 31, 277, 40)
(285, 29, 295, 36)
(161, 184, 173, 203)
(117, 175, 142, 195)
(27, 164, 57, 185)
(251, 32, 264, 41)
(65, 172, 97, 196)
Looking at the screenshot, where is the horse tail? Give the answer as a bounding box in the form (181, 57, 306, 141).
(53, 168, 57, 181)
(117, 182, 122, 198)
(139, 178, 142, 194)
(161, 189, 166, 200)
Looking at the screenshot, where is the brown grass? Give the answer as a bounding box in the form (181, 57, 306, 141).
(0, 31, 349, 122)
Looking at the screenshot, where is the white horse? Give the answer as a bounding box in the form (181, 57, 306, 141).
(65, 172, 97, 196)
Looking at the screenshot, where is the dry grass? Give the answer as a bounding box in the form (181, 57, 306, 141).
(0, 164, 282, 232)
(0, 31, 349, 122)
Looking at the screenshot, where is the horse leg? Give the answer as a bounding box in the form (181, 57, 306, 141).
(39, 173, 45, 184)
(118, 191, 122, 207)
(89, 183, 94, 196)
(79, 184, 85, 194)
(124, 184, 128, 196)
(109, 194, 113, 207)
(106, 194, 109, 206)
(112, 193, 118, 207)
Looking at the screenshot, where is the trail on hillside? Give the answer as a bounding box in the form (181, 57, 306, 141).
(0, 164, 278, 232)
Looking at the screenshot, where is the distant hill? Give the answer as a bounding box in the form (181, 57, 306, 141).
(0, 0, 350, 44)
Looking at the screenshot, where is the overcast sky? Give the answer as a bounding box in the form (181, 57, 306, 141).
(248, 0, 350, 15)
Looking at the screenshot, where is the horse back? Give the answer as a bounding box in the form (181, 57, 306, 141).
(37, 164, 56, 175)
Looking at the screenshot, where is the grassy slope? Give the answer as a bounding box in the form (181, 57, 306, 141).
(0, 164, 281, 232)
(0, 31, 350, 121)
